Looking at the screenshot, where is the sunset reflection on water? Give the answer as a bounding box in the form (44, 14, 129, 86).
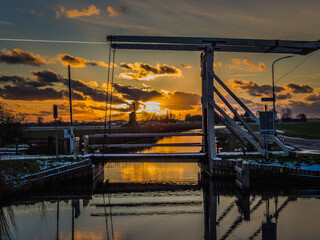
(105, 162, 200, 184)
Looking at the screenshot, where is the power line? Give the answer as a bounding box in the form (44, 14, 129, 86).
(0, 38, 106, 44)
(245, 50, 318, 103)
(274, 51, 317, 84)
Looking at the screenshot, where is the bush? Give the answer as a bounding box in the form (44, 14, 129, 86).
(185, 114, 202, 122)
(281, 108, 293, 122)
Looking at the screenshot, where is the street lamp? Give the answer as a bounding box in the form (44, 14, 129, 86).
(272, 56, 293, 114)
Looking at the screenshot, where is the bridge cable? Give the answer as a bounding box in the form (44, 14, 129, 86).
(108, 47, 116, 133)
(103, 43, 112, 148)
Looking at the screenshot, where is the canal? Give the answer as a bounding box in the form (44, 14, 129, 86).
(1, 131, 320, 239)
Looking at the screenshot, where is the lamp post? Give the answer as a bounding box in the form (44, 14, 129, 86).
(271, 56, 293, 114)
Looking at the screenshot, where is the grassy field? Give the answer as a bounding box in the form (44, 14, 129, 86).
(250, 122, 320, 139)
(220, 153, 320, 166)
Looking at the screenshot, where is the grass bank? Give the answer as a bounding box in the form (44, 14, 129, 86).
(220, 153, 320, 169)
(0, 158, 76, 188)
(250, 122, 320, 139)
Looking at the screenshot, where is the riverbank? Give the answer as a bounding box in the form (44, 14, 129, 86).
(0, 157, 81, 190)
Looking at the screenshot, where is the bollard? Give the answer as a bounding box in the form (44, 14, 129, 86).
(81, 135, 89, 156)
(235, 161, 250, 189)
(81, 138, 85, 156)
(73, 137, 80, 159)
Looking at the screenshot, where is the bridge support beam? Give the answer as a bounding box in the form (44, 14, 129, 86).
(202, 46, 219, 174)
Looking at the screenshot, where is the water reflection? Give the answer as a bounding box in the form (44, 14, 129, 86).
(105, 162, 200, 184)
(1, 162, 320, 240)
(0, 206, 16, 240)
(140, 129, 202, 153)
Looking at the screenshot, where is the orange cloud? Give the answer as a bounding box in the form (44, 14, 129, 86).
(56, 5, 101, 19)
(229, 78, 284, 96)
(181, 63, 192, 69)
(57, 54, 115, 68)
(213, 61, 222, 68)
(107, 5, 127, 17)
(228, 58, 266, 72)
(119, 62, 182, 80)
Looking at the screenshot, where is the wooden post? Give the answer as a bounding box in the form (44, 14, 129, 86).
(201, 52, 208, 155)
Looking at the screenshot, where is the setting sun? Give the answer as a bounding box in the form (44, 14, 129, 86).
(140, 101, 167, 114)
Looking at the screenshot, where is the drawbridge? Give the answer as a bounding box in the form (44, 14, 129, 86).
(91, 35, 319, 172)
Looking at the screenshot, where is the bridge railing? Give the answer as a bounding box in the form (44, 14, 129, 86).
(86, 132, 204, 152)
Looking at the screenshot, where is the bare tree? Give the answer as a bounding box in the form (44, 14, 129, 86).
(0, 102, 25, 146)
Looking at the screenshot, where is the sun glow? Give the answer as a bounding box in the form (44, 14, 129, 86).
(139, 101, 166, 114)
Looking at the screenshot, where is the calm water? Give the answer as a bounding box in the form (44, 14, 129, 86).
(1, 132, 320, 239)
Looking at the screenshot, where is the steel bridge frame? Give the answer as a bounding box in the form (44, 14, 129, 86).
(107, 35, 319, 174)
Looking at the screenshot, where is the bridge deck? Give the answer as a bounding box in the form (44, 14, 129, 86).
(92, 152, 206, 162)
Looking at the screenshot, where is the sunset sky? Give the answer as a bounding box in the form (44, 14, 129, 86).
(0, 0, 319, 122)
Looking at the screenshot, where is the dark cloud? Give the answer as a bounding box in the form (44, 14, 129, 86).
(57, 54, 108, 68)
(303, 93, 320, 102)
(276, 93, 292, 100)
(23, 69, 124, 104)
(0, 48, 48, 66)
(119, 62, 182, 80)
(230, 79, 284, 96)
(0, 75, 30, 86)
(90, 104, 131, 113)
(62, 90, 85, 101)
(285, 83, 313, 93)
(0, 70, 123, 103)
(112, 82, 163, 101)
(0, 72, 62, 88)
(161, 91, 201, 110)
(119, 63, 131, 70)
(0, 85, 64, 101)
(31, 70, 64, 87)
(285, 101, 320, 117)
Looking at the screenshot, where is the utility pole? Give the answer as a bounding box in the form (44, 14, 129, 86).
(68, 65, 74, 153)
(53, 104, 58, 158)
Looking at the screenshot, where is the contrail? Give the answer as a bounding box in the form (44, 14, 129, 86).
(0, 38, 106, 44)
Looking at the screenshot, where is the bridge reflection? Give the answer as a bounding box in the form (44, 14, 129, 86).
(1, 170, 320, 239)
